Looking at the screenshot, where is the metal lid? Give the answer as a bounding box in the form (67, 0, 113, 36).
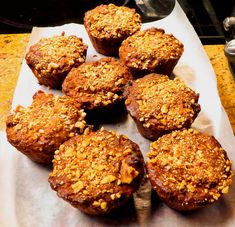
(225, 39, 235, 64)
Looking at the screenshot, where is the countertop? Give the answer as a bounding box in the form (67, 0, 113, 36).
(0, 34, 235, 133)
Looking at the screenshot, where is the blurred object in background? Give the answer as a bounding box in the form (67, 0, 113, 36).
(178, 0, 234, 44)
(223, 6, 235, 78)
(224, 40, 235, 68)
(223, 15, 235, 41)
(134, 0, 175, 20)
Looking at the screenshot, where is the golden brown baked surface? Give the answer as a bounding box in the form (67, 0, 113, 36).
(125, 74, 201, 140)
(84, 4, 141, 39)
(84, 4, 141, 56)
(147, 129, 233, 211)
(2, 36, 234, 134)
(49, 128, 145, 215)
(119, 28, 184, 76)
(62, 57, 132, 110)
(6, 90, 87, 164)
(25, 34, 87, 88)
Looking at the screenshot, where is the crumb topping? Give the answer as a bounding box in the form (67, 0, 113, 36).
(126, 74, 200, 130)
(49, 128, 142, 211)
(62, 57, 132, 108)
(8, 91, 86, 145)
(120, 28, 184, 70)
(84, 4, 141, 39)
(26, 35, 87, 77)
(147, 129, 233, 203)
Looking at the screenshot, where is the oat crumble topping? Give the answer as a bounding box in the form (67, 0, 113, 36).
(147, 129, 233, 203)
(50, 128, 142, 210)
(9, 91, 86, 143)
(63, 57, 131, 108)
(84, 4, 141, 39)
(126, 74, 200, 130)
(26, 35, 87, 76)
(120, 28, 184, 70)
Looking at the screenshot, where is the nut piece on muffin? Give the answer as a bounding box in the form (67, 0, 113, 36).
(84, 4, 142, 56)
(62, 57, 132, 111)
(146, 129, 233, 211)
(48, 128, 145, 215)
(25, 34, 88, 89)
(119, 27, 184, 77)
(125, 74, 201, 140)
(6, 90, 87, 164)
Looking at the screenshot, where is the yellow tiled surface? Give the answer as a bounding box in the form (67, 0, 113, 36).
(0, 34, 234, 133)
(204, 45, 235, 133)
(0, 34, 29, 129)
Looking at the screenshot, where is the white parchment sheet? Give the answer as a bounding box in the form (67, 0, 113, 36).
(1, 2, 235, 227)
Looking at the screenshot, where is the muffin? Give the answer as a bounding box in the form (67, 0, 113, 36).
(125, 74, 201, 140)
(146, 129, 233, 211)
(25, 34, 87, 89)
(6, 90, 87, 164)
(84, 4, 141, 56)
(48, 128, 145, 215)
(119, 27, 184, 76)
(62, 57, 132, 111)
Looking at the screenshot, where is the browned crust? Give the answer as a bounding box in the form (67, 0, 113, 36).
(146, 129, 233, 211)
(25, 34, 87, 89)
(84, 4, 141, 56)
(119, 28, 184, 77)
(84, 32, 124, 57)
(62, 57, 132, 111)
(49, 128, 145, 215)
(6, 90, 87, 164)
(125, 74, 201, 140)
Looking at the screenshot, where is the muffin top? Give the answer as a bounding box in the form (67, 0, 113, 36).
(49, 128, 144, 213)
(147, 129, 233, 205)
(119, 28, 184, 70)
(25, 34, 87, 75)
(62, 57, 132, 110)
(6, 91, 87, 151)
(125, 74, 200, 131)
(84, 4, 141, 39)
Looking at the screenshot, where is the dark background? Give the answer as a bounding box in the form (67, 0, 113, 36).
(0, 0, 234, 44)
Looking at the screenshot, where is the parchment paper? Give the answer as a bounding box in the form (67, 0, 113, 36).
(1, 2, 235, 227)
